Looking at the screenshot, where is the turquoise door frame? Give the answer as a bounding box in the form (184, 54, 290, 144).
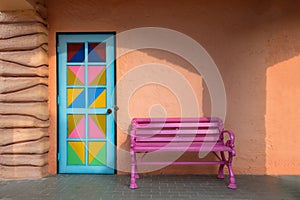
(57, 33, 115, 174)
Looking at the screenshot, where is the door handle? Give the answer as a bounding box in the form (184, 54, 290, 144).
(106, 105, 119, 114)
(107, 108, 112, 114)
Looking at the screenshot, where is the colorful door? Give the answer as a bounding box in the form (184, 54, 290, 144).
(57, 33, 115, 174)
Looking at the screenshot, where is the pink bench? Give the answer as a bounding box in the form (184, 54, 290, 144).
(129, 117, 237, 189)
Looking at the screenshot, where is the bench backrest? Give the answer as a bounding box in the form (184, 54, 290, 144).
(131, 117, 224, 144)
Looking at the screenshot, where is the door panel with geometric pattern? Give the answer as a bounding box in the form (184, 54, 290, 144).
(57, 33, 115, 174)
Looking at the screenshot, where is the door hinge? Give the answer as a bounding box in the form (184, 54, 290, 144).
(57, 153, 61, 161)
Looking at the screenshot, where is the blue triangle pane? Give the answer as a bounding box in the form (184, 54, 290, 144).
(69, 90, 86, 108)
(88, 88, 104, 106)
(88, 51, 105, 62)
(88, 43, 106, 62)
(68, 43, 85, 62)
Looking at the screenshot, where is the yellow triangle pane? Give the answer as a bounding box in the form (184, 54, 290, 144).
(68, 114, 84, 136)
(68, 88, 84, 106)
(88, 142, 105, 164)
(89, 89, 106, 108)
(69, 141, 85, 164)
(68, 68, 84, 85)
(90, 69, 106, 85)
(91, 114, 106, 135)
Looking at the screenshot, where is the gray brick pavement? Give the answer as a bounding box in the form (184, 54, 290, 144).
(0, 175, 299, 200)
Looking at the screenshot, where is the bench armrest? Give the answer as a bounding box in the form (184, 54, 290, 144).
(221, 130, 235, 148)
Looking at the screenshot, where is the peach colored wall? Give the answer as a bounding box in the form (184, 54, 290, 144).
(46, 0, 300, 175)
(266, 56, 300, 174)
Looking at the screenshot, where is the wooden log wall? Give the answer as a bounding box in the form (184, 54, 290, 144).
(0, 9, 49, 179)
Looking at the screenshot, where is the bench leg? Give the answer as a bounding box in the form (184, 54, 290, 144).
(217, 151, 225, 179)
(135, 162, 139, 179)
(134, 153, 139, 179)
(130, 149, 138, 189)
(227, 152, 237, 189)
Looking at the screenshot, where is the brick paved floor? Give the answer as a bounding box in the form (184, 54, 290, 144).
(0, 175, 299, 200)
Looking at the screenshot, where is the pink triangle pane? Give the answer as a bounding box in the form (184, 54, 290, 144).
(88, 115, 105, 138)
(88, 66, 105, 85)
(69, 116, 86, 139)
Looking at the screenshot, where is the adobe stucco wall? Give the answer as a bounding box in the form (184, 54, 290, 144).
(46, 0, 300, 175)
(0, 9, 49, 179)
(266, 56, 300, 174)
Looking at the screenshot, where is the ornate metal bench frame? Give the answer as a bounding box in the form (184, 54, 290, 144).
(129, 117, 237, 189)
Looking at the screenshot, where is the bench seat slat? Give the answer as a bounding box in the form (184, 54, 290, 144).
(134, 141, 223, 146)
(134, 122, 220, 128)
(133, 143, 232, 152)
(133, 117, 222, 123)
(135, 129, 221, 135)
(137, 161, 226, 165)
(136, 136, 220, 142)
